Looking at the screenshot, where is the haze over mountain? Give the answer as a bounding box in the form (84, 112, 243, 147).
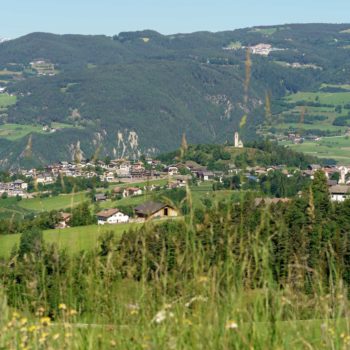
(1, 23, 350, 168)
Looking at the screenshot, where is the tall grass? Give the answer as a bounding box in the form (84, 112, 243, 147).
(1, 187, 350, 349)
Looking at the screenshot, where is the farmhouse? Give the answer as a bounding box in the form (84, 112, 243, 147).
(56, 213, 72, 229)
(134, 201, 178, 219)
(329, 185, 350, 202)
(94, 193, 107, 202)
(123, 187, 143, 197)
(198, 170, 215, 181)
(97, 208, 129, 225)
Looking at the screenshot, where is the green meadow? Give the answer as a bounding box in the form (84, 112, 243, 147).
(18, 192, 88, 212)
(285, 91, 350, 105)
(0, 122, 79, 141)
(283, 135, 350, 164)
(0, 222, 138, 258)
(0, 93, 16, 110)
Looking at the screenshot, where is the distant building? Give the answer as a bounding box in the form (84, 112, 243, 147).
(94, 193, 107, 202)
(97, 208, 129, 225)
(197, 170, 215, 181)
(13, 180, 28, 190)
(134, 201, 178, 220)
(249, 43, 272, 56)
(123, 187, 143, 197)
(234, 132, 244, 148)
(329, 185, 350, 202)
(56, 213, 72, 229)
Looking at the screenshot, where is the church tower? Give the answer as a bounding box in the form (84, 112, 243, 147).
(234, 132, 243, 148)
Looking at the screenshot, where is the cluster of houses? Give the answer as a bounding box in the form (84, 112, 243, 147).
(56, 200, 179, 228)
(304, 164, 350, 202)
(0, 180, 29, 198)
(96, 201, 178, 225)
(18, 159, 162, 185)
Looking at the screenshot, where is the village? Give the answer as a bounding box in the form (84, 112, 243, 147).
(0, 133, 349, 229)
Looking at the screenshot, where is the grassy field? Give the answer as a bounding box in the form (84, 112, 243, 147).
(283, 135, 350, 164)
(0, 123, 79, 140)
(18, 192, 88, 212)
(285, 91, 350, 105)
(277, 122, 346, 132)
(274, 90, 350, 134)
(0, 197, 31, 220)
(0, 222, 139, 258)
(0, 93, 16, 110)
(272, 88, 350, 162)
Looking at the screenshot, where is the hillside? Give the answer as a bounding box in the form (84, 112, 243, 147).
(1, 24, 350, 167)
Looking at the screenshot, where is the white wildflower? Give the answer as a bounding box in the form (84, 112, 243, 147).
(152, 310, 174, 324)
(225, 320, 238, 330)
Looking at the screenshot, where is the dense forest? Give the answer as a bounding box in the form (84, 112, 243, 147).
(1, 24, 350, 167)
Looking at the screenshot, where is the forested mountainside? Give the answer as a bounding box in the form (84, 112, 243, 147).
(1, 23, 350, 168)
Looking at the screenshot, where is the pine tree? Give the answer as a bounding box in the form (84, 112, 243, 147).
(311, 170, 331, 219)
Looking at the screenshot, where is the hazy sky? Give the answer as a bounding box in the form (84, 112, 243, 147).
(2, 0, 350, 38)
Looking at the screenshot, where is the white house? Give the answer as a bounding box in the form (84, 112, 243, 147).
(36, 173, 54, 185)
(13, 180, 28, 190)
(97, 208, 129, 225)
(123, 187, 143, 197)
(167, 166, 179, 176)
(329, 185, 350, 202)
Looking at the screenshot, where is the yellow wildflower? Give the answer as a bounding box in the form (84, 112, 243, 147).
(68, 309, 77, 316)
(20, 318, 28, 326)
(59, 303, 67, 311)
(198, 276, 209, 283)
(28, 325, 37, 333)
(40, 317, 51, 326)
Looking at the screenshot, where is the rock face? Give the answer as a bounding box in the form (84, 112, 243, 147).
(116, 130, 141, 159)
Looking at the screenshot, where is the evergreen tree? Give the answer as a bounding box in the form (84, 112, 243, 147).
(311, 170, 331, 219)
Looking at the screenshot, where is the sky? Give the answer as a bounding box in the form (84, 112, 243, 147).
(2, 0, 350, 38)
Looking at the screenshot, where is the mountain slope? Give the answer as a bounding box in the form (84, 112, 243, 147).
(1, 24, 350, 168)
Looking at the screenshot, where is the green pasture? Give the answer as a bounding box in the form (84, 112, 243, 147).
(0, 93, 16, 109)
(0, 222, 138, 258)
(0, 122, 79, 140)
(283, 135, 350, 164)
(285, 91, 350, 106)
(18, 192, 88, 212)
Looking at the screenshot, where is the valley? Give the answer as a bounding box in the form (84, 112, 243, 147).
(1, 24, 350, 167)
